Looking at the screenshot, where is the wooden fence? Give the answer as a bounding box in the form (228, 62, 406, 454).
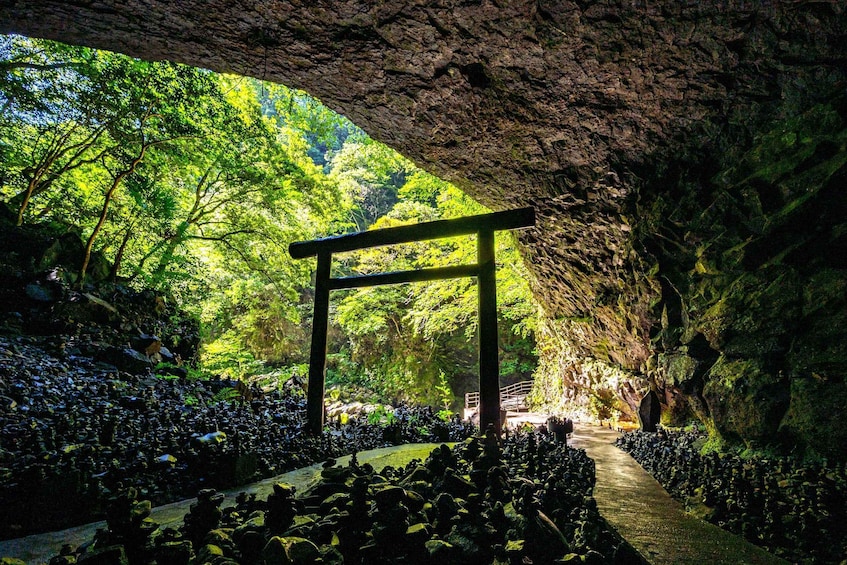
(465, 380, 533, 414)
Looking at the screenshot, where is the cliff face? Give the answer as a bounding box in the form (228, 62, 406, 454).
(2, 0, 846, 458)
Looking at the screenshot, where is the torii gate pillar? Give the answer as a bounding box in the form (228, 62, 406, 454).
(290, 207, 535, 435)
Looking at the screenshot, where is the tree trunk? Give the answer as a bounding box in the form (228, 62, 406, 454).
(109, 224, 134, 281)
(79, 147, 147, 286)
(16, 176, 41, 226)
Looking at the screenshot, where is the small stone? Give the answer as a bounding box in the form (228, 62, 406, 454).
(405, 522, 432, 544)
(262, 536, 320, 565)
(272, 482, 296, 498)
(404, 489, 426, 512)
(286, 538, 321, 563)
(236, 531, 265, 563)
(441, 470, 474, 498)
(320, 492, 350, 513)
(262, 536, 290, 563)
(154, 541, 192, 565)
(400, 466, 431, 486)
(194, 544, 224, 561)
(194, 431, 227, 445)
(373, 485, 406, 508)
(425, 539, 453, 558)
(76, 546, 128, 565)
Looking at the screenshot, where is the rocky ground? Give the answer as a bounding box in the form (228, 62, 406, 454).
(0, 330, 476, 540)
(0, 216, 483, 540)
(4, 219, 844, 564)
(616, 429, 847, 564)
(0, 224, 632, 563)
(8, 431, 641, 565)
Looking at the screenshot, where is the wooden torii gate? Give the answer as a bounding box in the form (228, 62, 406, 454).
(289, 207, 535, 435)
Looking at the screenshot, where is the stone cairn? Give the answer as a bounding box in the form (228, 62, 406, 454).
(616, 428, 847, 564)
(27, 430, 639, 565)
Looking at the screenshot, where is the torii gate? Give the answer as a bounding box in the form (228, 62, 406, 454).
(289, 207, 535, 435)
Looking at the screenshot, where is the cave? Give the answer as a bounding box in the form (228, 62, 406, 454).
(2, 0, 847, 462)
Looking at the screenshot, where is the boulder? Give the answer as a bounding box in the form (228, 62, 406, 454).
(97, 346, 153, 375)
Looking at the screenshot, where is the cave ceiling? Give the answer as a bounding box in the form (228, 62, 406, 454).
(2, 0, 846, 373)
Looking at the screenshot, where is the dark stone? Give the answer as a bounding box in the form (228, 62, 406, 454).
(702, 357, 790, 446)
(153, 541, 192, 565)
(157, 364, 188, 378)
(25, 283, 59, 303)
(76, 546, 128, 565)
(131, 334, 161, 357)
(97, 346, 153, 375)
(373, 485, 406, 508)
(638, 390, 661, 432)
(37, 233, 86, 272)
(3, 0, 847, 459)
(157, 345, 176, 363)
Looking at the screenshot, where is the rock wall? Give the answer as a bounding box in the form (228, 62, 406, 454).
(2, 0, 846, 458)
(648, 99, 847, 459)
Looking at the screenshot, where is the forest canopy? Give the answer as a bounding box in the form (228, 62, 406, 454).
(0, 35, 539, 409)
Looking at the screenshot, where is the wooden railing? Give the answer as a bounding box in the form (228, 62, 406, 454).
(465, 380, 533, 413)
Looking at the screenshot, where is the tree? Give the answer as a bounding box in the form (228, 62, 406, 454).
(332, 165, 538, 407)
(329, 139, 412, 231)
(0, 36, 108, 224)
(75, 56, 234, 284)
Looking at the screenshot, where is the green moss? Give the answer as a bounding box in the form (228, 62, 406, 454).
(661, 352, 698, 388)
(723, 103, 846, 187)
(779, 379, 847, 461)
(702, 356, 790, 448)
(699, 434, 726, 455)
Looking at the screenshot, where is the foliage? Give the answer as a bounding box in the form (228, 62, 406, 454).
(0, 34, 540, 411)
(332, 169, 538, 408)
(329, 139, 412, 230)
(211, 387, 242, 403)
(366, 404, 397, 425)
(434, 371, 453, 411)
(198, 329, 265, 380)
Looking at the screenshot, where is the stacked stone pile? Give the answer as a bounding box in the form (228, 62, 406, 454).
(616, 429, 847, 564)
(23, 431, 641, 565)
(0, 333, 475, 540)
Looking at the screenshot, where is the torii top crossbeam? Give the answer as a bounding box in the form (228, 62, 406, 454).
(289, 206, 535, 435)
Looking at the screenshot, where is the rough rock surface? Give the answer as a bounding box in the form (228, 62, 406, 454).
(2, 1, 847, 458)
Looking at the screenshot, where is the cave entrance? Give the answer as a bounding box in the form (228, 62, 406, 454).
(290, 207, 535, 435)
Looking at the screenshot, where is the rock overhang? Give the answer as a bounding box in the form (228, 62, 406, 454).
(2, 0, 847, 454)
